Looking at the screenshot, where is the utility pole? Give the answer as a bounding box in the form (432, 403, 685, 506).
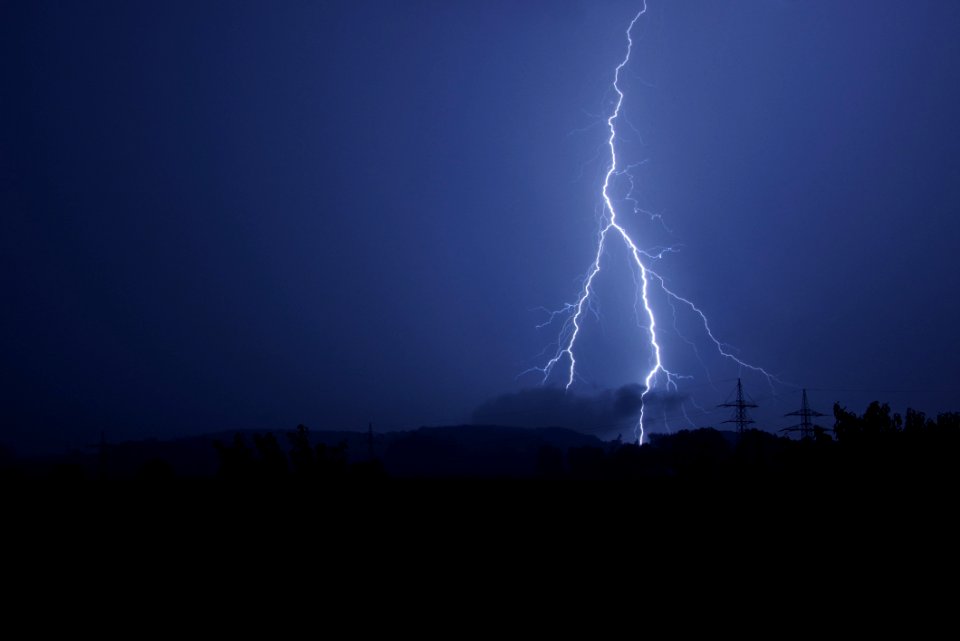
(782, 389, 826, 440)
(719, 378, 758, 435)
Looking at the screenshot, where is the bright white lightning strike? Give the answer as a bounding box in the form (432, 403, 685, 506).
(533, 2, 779, 444)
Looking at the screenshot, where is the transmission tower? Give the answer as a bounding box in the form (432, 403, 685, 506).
(781, 389, 827, 440)
(719, 378, 758, 434)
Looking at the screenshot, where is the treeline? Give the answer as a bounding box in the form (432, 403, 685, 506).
(2, 401, 959, 484)
(834, 401, 960, 443)
(203, 401, 960, 482)
(546, 401, 960, 482)
(213, 425, 385, 483)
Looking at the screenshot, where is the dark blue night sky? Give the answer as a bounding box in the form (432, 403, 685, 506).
(3, 1, 960, 453)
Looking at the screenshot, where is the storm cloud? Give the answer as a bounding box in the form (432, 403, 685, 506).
(472, 385, 687, 436)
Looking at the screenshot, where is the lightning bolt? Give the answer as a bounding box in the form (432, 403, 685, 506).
(531, 1, 780, 444)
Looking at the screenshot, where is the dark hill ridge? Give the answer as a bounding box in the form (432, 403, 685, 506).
(13, 424, 607, 479)
(5, 412, 959, 484)
(384, 425, 604, 478)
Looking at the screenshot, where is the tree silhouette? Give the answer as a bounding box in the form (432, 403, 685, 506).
(253, 433, 288, 480)
(214, 434, 256, 481)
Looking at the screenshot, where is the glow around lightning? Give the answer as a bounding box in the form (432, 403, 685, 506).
(535, 1, 777, 444)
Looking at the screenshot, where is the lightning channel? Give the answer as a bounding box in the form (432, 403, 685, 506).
(533, 1, 779, 444)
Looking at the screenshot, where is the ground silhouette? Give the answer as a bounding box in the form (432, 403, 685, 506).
(1, 400, 957, 488)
